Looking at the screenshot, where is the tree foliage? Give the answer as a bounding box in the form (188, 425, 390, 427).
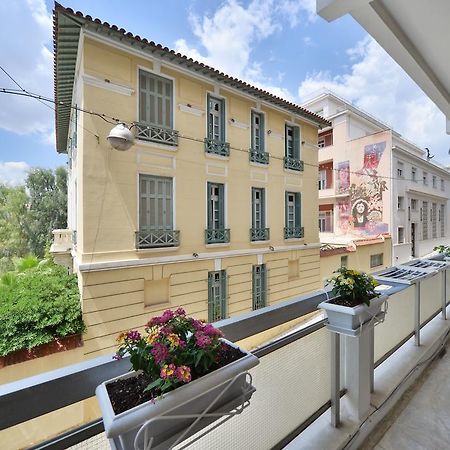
(0, 167, 68, 266)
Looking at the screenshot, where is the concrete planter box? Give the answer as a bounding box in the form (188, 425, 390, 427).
(319, 294, 388, 332)
(96, 340, 259, 450)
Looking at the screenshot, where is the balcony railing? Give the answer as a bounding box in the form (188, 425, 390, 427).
(135, 122, 179, 146)
(204, 138, 230, 157)
(205, 228, 230, 244)
(136, 229, 180, 248)
(250, 227, 270, 241)
(284, 156, 304, 171)
(284, 226, 304, 239)
(1, 255, 449, 450)
(249, 149, 269, 164)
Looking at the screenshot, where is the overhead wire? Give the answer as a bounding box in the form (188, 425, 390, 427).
(0, 85, 444, 185)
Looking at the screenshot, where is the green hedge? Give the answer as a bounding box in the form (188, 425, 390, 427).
(0, 262, 85, 356)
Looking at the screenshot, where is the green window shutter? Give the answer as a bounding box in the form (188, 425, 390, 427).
(220, 99, 226, 141)
(261, 188, 266, 228)
(285, 192, 289, 227)
(295, 192, 301, 227)
(207, 93, 212, 139)
(207, 182, 212, 229)
(220, 270, 227, 319)
(293, 126, 300, 159)
(218, 183, 225, 229)
(251, 111, 256, 150)
(260, 113, 265, 152)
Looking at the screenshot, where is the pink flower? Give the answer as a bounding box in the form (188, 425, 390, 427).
(191, 319, 204, 331)
(126, 330, 141, 341)
(175, 307, 186, 316)
(159, 310, 174, 324)
(159, 326, 172, 336)
(151, 343, 169, 364)
(203, 324, 222, 337)
(175, 365, 191, 383)
(195, 332, 212, 348)
(160, 363, 176, 379)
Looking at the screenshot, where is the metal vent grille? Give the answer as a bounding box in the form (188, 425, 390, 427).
(403, 259, 448, 270)
(374, 267, 434, 284)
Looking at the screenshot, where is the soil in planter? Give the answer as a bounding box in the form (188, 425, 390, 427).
(106, 345, 245, 415)
(328, 296, 376, 308)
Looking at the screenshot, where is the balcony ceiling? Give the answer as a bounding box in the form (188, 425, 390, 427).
(317, 0, 450, 133)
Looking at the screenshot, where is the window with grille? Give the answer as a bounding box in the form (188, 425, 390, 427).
(370, 253, 383, 268)
(284, 124, 301, 162)
(411, 199, 417, 210)
(139, 70, 173, 128)
(252, 264, 267, 310)
(285, 192, 302, 238)
(432, 203, 437, 238)
(251, 111, 265, 153)
(208, 270, 227, 322)
(207, 94, 225, 142)
(207, 183, 225, 230)
(423, 201, 428, 239)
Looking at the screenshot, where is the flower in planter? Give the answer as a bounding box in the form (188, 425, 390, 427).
(113, 308, 234, 397)
(327, 267, 379, 307)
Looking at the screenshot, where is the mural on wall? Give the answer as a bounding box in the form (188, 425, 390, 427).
(337, 141, 389, 235)
(337, 160, 350, 194)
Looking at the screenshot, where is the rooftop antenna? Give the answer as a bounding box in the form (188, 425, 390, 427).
(425, 147, 434, 160)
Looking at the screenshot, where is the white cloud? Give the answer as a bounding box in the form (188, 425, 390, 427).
(0, 161, 30, 186)
(174, 0, 311, 101)
(0, 0, 53, 142)
(298, 37, 450, 163)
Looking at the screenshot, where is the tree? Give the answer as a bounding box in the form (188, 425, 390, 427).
(0, 184, 29, 259)
(26, 167, 68, 257)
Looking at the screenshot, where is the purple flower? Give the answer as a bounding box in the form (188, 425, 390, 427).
(175, 307, 186, 316)
(147, 317, 160, 327)
(159, 310, 175, 324)
(195, 332, 212, 348)
(203, 324, 222, 337)
(160, 326, 172, 336)
(126, 330, 141, 341)
(151, 343, 170, 364)
(191, 319, 204, 331)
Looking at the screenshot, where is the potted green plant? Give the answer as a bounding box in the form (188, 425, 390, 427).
(434, 245, 450, 260)
(318, 268, 388, 332)
(96, 308, 259, 449)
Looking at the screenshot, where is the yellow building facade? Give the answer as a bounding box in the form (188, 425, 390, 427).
(54, 5, 330, 358)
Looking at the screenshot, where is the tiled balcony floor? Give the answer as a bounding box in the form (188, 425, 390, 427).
(362, 341, 450, 450)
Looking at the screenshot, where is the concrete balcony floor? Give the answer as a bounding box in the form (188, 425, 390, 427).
(362, 341, 450, 450)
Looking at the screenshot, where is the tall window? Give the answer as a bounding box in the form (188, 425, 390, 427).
(319, 170, 327, 190)
(252, 264, 267, 310)
(138, 175, 178, 248)
(411, 199, 417, 210)
(397, 196, 404, 209)
(411, 167, 417, 182)
(208, 270, 227, 322)
(441, 179, 445, 191)
(441, 204, 445, 236)
(432, 203, 437, 238)
(139, 70, 173, 128)
(284, 124, 302, 171)
(206, 182, 228, 243)
(432, 175, 437, 189)
(251, 111, 265, 152)
(285, 192, 302, 238)
(207, 94, 225, 142)
(397, 161, 404, 178)
(340, 255, 348, 268)
(251, 188, 268, 241)
(423, 172, 428, 185)
(423, 201, 428, 239)
(319, 210, 333, 233)
(398, 227, 405, 244)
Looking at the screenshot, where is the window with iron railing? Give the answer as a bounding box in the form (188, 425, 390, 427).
(285, 192, 303, 239)
(206, 182, 229, 244)
(138, 175, 179, 248)
(284, 124, 303, 171)
(138, 70, 178, 145)
(205, 94, 229, 156)
(249, 111, 269, 164)
(250, 187, 269, 241)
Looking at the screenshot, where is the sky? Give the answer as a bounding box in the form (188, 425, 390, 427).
(0, 0, 449, 185)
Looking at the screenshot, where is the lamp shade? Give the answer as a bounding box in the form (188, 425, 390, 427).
(107, 123, 134, 151)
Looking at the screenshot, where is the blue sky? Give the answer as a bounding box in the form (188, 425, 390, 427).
(0, 0, 448, 184)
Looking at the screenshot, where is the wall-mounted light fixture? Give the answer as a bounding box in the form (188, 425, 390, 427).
(107, 123, 134, 151)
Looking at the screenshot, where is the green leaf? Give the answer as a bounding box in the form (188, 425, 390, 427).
(144, 378, 163, 392)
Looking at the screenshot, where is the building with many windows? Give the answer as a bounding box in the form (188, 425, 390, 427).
(52, 5, 329, 358)
(302, 90, 450, 264)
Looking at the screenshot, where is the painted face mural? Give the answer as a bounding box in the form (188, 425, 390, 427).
(336, 141, 389, 236)
(337, 161, 350, 193)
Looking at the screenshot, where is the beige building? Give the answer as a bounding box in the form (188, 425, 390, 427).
(302, 90, 450, 265)
(53, 5, 330, 358)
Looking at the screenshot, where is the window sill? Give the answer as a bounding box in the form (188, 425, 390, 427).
(284, 237, 305, 242)
(249, 161, 269, 168)
(283, 167, 303, 175)
(250, 240, 270, 245)
(205, 152, 230, 161)
(136, 138, 178, 152)
(136, 246, 180, 254)
(205, 243, 231, 248)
